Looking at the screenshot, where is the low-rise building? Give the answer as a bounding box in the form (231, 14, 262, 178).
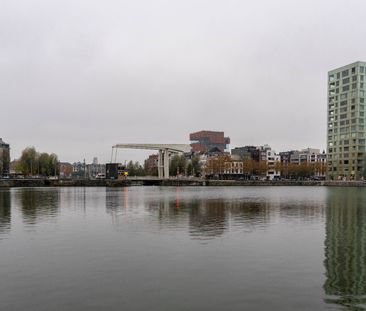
(231, 146, 259, 161)
(86, 163, 106, 178)
(280, 148, 326, 179)
(59, 162, 73, 179)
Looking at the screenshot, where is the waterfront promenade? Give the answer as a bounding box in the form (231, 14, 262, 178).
(0, 177, 366, 188)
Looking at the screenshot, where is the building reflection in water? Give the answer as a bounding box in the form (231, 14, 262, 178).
(188, 199, 227, 239)
(324, 188, 366, 310)
(0, 190, 11, 235)
(15, 188, 60, 225)
(105, 187, 326, 240)
(105, 188, 129, 226)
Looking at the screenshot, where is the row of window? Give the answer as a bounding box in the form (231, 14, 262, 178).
(328, 119, 364, 127)
(328, 125, 365, 134)
(328, 152, 365, 158)
(329, 112, 365, 119)
(330, 83, 364, 93)
(329, 66, 366, 81)
(329, 97, 365, 106)
(328, 133, 365, 141)
(328, 158, 363, 165)
(329, 105, 364, 112)
(328, 146, 365, 152)
(329, 139, 365, 147)
(329, 90, 365, 99)
(328, 166, 363, 172)
(329, 75, 365, 87)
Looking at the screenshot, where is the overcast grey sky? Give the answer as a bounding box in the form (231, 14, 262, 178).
(1, 0, 365, 163)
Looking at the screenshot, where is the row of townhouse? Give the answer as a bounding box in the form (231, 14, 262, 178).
(203, 145, 326, 180)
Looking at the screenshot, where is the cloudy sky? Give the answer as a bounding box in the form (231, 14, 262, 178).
(1, 0, 365, 163)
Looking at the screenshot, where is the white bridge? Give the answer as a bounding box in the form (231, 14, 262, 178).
(111, 144, 191, 179)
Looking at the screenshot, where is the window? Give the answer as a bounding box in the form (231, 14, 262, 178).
(337, 73, 340, 79)
(340, 114, 347, 119)
(340, 100, 347, 106)
(352, 83, 357, 89)
(352, 67, 356, 74)
(361, 67, 364, 73)
(343, 77, 350, 84)
(340, 107, 347, 113)
(341, 93, 348, 100)
(352, 75, 357, 82)
(342, 69, 349, 77)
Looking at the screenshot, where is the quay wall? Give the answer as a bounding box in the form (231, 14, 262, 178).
(1, 178, 366, 188)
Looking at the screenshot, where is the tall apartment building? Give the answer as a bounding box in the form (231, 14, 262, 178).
(0, 138, 10, 176)
(327, 61, 366, 180)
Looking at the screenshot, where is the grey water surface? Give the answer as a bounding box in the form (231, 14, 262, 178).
(0, 186, 365, 311)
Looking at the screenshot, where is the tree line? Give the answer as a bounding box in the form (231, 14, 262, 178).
(127, 155, 202, 177)
(16, 147, 59, 176)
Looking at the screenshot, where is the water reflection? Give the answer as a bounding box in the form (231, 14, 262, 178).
(15, 188, 60, 224)
(324, 188, 366, 310)
(188, 199, 227, 238)
(104, 187, 325, 240)
(0, 190, 11, 235)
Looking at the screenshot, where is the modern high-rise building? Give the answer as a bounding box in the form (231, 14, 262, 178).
(327, 61, 366, 180)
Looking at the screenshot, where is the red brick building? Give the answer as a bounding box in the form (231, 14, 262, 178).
(145, 154, 158, 175)
(190, 131, 230, 153)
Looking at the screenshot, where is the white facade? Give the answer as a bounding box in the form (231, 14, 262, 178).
(265, 149, 281, 180)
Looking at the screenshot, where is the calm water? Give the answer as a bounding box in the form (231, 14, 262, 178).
(0, 186, 365, 311)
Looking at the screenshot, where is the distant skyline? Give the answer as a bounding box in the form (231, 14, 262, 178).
(2, 0, 365, 163)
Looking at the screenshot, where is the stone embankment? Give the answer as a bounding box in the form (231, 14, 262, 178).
(1, 178, 366, 188)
